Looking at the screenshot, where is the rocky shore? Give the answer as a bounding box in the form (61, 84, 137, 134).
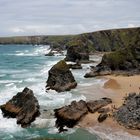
(85, 39, 140, 77)
(0, 87, 40, 127)
(0, 27, 139, 54)
(46, 60, 77, 92)
(0, 27, 140, 139)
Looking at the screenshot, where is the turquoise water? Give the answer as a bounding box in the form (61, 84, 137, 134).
(0, 45, 101, 140)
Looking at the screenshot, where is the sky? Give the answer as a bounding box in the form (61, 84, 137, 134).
(0, 0, 140, 36)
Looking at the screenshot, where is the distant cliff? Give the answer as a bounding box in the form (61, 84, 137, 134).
(0, 27, 139, 52)
(0, 35, 74, 50)
(84, 29, 140, 77)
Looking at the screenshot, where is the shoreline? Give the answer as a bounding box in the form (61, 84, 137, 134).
(78, 74, 140, 138)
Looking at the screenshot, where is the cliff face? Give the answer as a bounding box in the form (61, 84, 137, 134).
(0, 35, 74, 50)
(83, 27, 140, 52)
(84, 32, 140, 77)
(65, 37, 89, 62)
(98, 39, 140, 71)
(0, 27, 139, 52)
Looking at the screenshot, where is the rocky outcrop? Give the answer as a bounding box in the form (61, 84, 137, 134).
(45, 50, 55, 56)
(87, 98, 112, 113)
(54, 100, 88, 132)
(84, 66, 112, 78)
(46, 60, 77, 92)
(0, 27, 139, 54)
(54, 98, 112, 132)
(68, 60, 82, 69)
(98, 113, 108, 123)
(65, 37, 89, 62)
(113, 93, 140, 130)
(45, 49, 64, 56)
(0, 87, 40, 127)
(68, 63, 82, 69)
(85, 37, 140, 77)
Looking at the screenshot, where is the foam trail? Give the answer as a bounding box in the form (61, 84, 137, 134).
(88, 127, 140, 140)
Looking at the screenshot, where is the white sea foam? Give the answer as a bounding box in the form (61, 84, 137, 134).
(0, 110, 23, 133)
(88, 126, 140, 140)
(0, 74, 6, 77)
(7, 45, 50, 57)
(24, 77, 37, 82)
(48, 127, 77, 135)
(34, 45, 50, 55)
(48, 127, 59, 134)
(0, 85, 24, 105)
(0, 48, 108, 139)
(0, 80, 22, 84)
(5, 83, 15, 87)
(33, 118, 56, 128)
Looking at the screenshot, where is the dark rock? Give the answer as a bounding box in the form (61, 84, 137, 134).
(45, 48, 64, 56)
(0, 28, 139, 55)
(113, 93, 140, 130)
(45, 50, 54, 56)
(68, 60, 82, 69)
(98, 113, 108, 123)
(87, 98, 112, 113)
(68, 63, 82, 69)
(88, 39, 140, 76)
(46, 60, 77, 92)
(0, 87, 40, 127)
(98, 107, 111, 114)
(65, 37, 89, 62)
(84, 66, 112, 78)
(54, 100, 88, 132)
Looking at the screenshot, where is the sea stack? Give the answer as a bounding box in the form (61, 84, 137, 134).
(46, 60, 77, 92)
(0, 87, 40, 127)
(65, 38, 89, 62)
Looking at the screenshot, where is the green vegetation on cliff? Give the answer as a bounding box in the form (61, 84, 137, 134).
(98, 37, 140, 71)
(52, 60, 69, 71)
(0, 27, 139, 52)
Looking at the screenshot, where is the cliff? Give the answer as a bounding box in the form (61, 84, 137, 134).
(0, 27, 139, 52)
(84, 31, 140, 77)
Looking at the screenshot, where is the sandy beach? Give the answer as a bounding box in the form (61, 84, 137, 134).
(78, 75, 140, 138)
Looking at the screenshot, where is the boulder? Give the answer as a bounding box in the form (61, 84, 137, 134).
(87, 98, 112, 113)
(68, 60, 82, 69)
(84, 66, 112, 78)
(46, 60, 77, 92)
(85, 39, 140, 77)
(68, 63, 82, 69)
(113, 93, 140, 129)
(98, 113, 108, 123)
(54, 100, 88, 132)
(0, 87, 40, 127)
(45, 50, 54, 56)
(98, 107, 111, 114)
(65, 38, 89, 62)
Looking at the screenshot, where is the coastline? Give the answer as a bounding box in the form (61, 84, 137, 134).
(78, 75, 140, 139)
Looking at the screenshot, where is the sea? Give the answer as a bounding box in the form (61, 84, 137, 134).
(0, 45, 139, 140)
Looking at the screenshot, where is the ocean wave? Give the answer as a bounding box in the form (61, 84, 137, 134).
(0, 80, 22, 84)
(0, 69, 28, 74)
(87, 126, 140, 140)
(0, 85, 24, 105)
(24, 77, 37, 82)
(6, 45, 51, 57)
(0, 110, 23, 133)
(33, 118, 56, 129)
(0, 74, 6, 78)
(5, 83, 15, 87)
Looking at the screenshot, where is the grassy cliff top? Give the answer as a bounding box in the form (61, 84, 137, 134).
(0, 27, 139, 52)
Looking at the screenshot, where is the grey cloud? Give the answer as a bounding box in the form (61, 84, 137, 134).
(0, 0, 140, 36)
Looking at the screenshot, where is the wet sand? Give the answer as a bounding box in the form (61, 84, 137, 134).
(78, 75, 140, 139)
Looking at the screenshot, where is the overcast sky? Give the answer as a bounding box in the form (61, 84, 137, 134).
(0, 0, 140, 36)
